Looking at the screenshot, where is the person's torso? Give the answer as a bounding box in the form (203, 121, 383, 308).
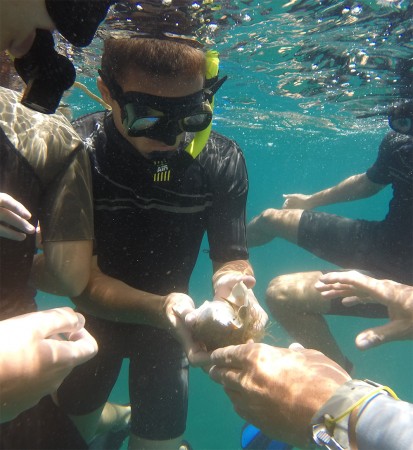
(75, 111, 239, 295)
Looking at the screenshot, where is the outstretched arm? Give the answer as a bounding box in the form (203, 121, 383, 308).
(208, 342, 413, 450)
(73, 256, 208, 366)
(315, 270, 413, 349)
(283, 173, 385, 210)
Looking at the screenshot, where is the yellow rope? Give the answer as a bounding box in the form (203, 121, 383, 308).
(73, 81, 111, 110)
(325, 385, 400, 427)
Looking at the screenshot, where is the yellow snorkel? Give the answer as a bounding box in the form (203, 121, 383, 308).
(185, 49, 224, 159)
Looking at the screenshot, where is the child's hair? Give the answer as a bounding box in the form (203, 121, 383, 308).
(101, 37, 206, 84)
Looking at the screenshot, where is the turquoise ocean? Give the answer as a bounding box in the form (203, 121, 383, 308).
(38, 1, 413, 448)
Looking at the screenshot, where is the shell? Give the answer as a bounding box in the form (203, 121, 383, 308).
(192, 281, 261, 351)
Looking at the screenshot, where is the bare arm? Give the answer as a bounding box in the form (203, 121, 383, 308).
(72, 256, 168, 328)
(31, 240, 93, 297)
(283, 173, 386, 210)
(73, 256, 210, 366)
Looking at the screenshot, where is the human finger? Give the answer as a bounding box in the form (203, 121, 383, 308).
(209, 345, 245, 369)
(318, 288, 354, 300)
(172, 301, 195, 321)
(241, 275, 256, 289)
(356, 320, 413, 350)
(0, 205, 35, 236)
(28, 308, 86, 339)
(209, 365, 242, 391)
(315, 279, 354, 292)
(0, 224, 28, 241)
(0, 211, 35, 238)
(0, 193, 32, 219)
(342, 295, 374, 306)
(289, 342, 305, 351)
(45, 328, 98, 366)
(318, 271, 371, 293)
(186, 344, 211, 367)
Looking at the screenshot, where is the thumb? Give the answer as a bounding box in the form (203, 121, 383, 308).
(241, 275, 256, 289)
(172, 302, 194, 320)
(355, 320, 413, 350)
(342, 296, 365, 307)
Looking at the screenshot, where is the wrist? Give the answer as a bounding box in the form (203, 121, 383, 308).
(212, 261, 254, 287)
(307, 195, 322, 209)
(310, 379, 397, 449)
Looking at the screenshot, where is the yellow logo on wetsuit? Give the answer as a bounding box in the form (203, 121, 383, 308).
(153, 160, 171, 182)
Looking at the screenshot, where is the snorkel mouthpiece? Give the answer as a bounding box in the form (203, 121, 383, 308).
(14, 30, 76, 114)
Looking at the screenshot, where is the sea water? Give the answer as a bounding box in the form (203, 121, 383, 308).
(38, 82, 413, 449)
(37, 1, 413, 447)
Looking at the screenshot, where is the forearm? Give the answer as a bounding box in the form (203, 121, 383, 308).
(73, 269, 167, 328)
(307, 173, 383, 208)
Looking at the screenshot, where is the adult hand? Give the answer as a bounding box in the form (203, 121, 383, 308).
(315, 270, 413, 349)
(282, 193, 313, 210)
(0, 307, 98, 423)
(0, 193, 36, 240)
(209, 342, 350, 448)
(164, 292, 210, 367)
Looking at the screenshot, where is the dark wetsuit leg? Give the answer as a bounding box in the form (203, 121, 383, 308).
(297, 211, 412, 284)
(128, 325, 189, 440)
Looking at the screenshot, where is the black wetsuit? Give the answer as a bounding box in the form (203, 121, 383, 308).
(57, 111, 249, 440)
(297, 131, 413, 315)
(0, 87, 93, 448)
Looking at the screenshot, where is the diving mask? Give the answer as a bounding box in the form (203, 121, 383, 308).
(388, 101, 413, 136)
(100, 70, 226, 145)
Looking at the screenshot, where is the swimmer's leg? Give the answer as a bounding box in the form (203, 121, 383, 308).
(247, 209, 303, 247)
(52, 395, 131, 445)
(266, 270, 349, 369)
(95, 403, 131, 438)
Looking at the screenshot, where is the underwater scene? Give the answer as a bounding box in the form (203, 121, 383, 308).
(36, 0, 412, 449)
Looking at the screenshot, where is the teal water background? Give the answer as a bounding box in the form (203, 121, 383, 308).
(40, 31, 413, 449)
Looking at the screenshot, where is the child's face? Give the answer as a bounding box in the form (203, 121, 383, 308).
(108, 69, 205, 159)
